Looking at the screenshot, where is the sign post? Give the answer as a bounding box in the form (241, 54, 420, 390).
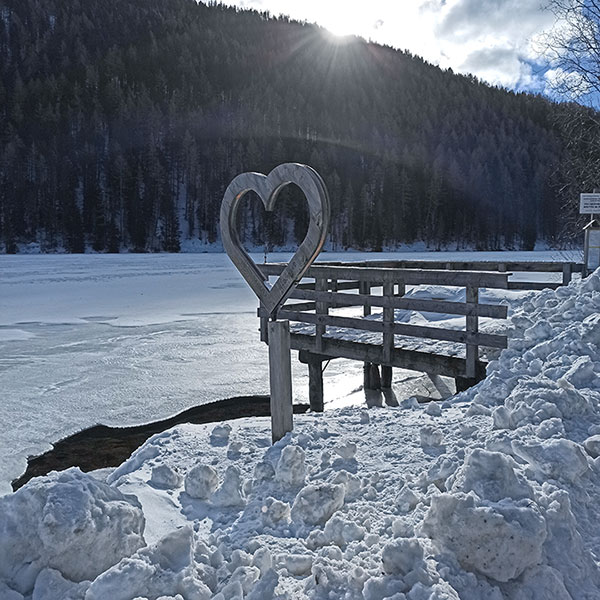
(580, 193, 600, 276)
(220, 163, 330, 442)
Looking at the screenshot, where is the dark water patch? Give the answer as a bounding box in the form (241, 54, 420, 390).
(12, 396, 309, 491)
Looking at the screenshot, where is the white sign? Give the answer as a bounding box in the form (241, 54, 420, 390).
(580, 193, 600, 214)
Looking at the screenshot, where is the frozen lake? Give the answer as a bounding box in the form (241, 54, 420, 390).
(0, 250, 581, 494)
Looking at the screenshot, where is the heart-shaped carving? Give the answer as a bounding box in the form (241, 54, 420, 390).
(220, 163, 330, 317)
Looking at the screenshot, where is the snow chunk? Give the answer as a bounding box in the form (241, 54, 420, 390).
(449, 449, 534, 502)
(381, 538, 424, 576)
(86, 526, 213, 600)
(184, 464, 218, 499)
(253, 460, 275, 482)
(512, 438, 589, 483)
(0, 582, 23, 600)
(32, 568, 90, 600)
(0, 468, 145, 595)
(334, 441, 357, 460)
(210, 424, 232, 446)
(291, 483, 345, 525)
(422, 493, 546, 583)
(504, 565, 571, 600)
(275, 445, 306, 486)
(425, 402, 442, 417)
(212, 466, 245, 507)
(395, 484, 420, 513)
(583, 435, 600, 459)
(150, 465, 183, 489)
(260, 497, 290, 527)
(420, 426, 444, 447)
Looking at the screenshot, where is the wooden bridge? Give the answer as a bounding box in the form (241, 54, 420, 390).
(258, 259, 583, 411)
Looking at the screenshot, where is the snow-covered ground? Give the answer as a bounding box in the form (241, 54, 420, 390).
(0, 262, 599, 599)
(0, 251, 581, 495)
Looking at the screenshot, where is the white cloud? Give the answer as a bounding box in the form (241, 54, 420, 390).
(216, 0, 558, 92)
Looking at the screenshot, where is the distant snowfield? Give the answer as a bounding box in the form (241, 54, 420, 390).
(1, 261, 599, 600)
(0, 251, 580, 495)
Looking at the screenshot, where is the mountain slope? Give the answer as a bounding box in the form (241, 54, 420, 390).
(0, 0, 565, 252)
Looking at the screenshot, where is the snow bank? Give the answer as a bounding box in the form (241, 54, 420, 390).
(2, 268, 600, 599)
(0, 469, 145, 596)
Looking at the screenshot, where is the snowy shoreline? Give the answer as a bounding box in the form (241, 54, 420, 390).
(1, 268, 599, 599)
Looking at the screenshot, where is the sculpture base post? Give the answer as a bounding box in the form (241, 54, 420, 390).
(268, 320, 293, 443)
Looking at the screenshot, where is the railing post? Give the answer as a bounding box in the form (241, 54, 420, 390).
(465, 286, 478, 378)
(268, 320, 293, 442)
(315, 277, 328, 353)
(382, 281, 394, 388)
(359, 279, 374, 388)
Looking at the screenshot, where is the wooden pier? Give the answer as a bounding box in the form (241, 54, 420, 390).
(257, 260, 583, 411)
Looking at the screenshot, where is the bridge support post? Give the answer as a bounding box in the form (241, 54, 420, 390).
(308, 359, 324, 412)
(381, 365, 393, 388)
(364, 363, 381, 390)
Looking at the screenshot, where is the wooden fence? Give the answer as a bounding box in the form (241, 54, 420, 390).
(258, 263, 511, 411)
(310, 260, 583, 290)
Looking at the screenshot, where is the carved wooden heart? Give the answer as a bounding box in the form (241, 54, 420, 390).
(220, 163, 330, 317)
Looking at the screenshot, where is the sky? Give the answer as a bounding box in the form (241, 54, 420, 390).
(218, 0, 560, 95)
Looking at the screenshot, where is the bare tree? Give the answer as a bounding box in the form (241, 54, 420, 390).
(540, 1, 600, 242)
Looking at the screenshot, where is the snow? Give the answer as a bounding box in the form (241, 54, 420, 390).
(1, 250, 577, 496)
(3, 251, 600, 598)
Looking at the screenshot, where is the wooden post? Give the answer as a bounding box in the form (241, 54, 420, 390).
(259, 303, 269, 343)
(465, 286, 478, 378)
(382, 281, 394, 388)
(315, 277, 328, 353)
(562, 263, 572, 286)
(268, 320, 293, 443)
(308, 360, 324, 412)
(360, 280, 372, 387)
(381, 365, 393, 388)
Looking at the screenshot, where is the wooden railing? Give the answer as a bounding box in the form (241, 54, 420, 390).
(258, 263, 511, 410)
(310, 260, 583, 290)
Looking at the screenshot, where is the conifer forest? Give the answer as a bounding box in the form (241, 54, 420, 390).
(0, 0, 584, 253)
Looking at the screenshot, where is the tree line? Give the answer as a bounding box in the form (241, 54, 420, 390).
(0, 0, 576, 253)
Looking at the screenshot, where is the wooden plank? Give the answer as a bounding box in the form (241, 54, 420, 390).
(287, 289, 508, 319)
(466, 286, 478, 379)
(268, 320, 293, 443)
(313, 260, 582, 273)
(282, 301, 316, 312)
(290, 333, 487, 379)
(295, 280, 360, 291)
(507, 282, 562, 291)
(279, 310, 508, 348)
(261, 264, 509, 288)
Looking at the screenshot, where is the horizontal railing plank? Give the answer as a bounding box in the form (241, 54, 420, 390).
(507, 282, 562, 290)
(275, 310, 507, 348)
(287, 289, 508, 319)
(290, 334, 487, 378)
(260, 264, 509, 289)
(313, 260, 583, 273)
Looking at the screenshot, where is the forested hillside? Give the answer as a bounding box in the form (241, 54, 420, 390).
(0, 0, 568, 253)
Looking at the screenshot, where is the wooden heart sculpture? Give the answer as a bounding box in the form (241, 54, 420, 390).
(220, 163, 330, 317)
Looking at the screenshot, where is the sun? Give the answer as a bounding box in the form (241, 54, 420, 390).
(319, 8, 363, 39)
